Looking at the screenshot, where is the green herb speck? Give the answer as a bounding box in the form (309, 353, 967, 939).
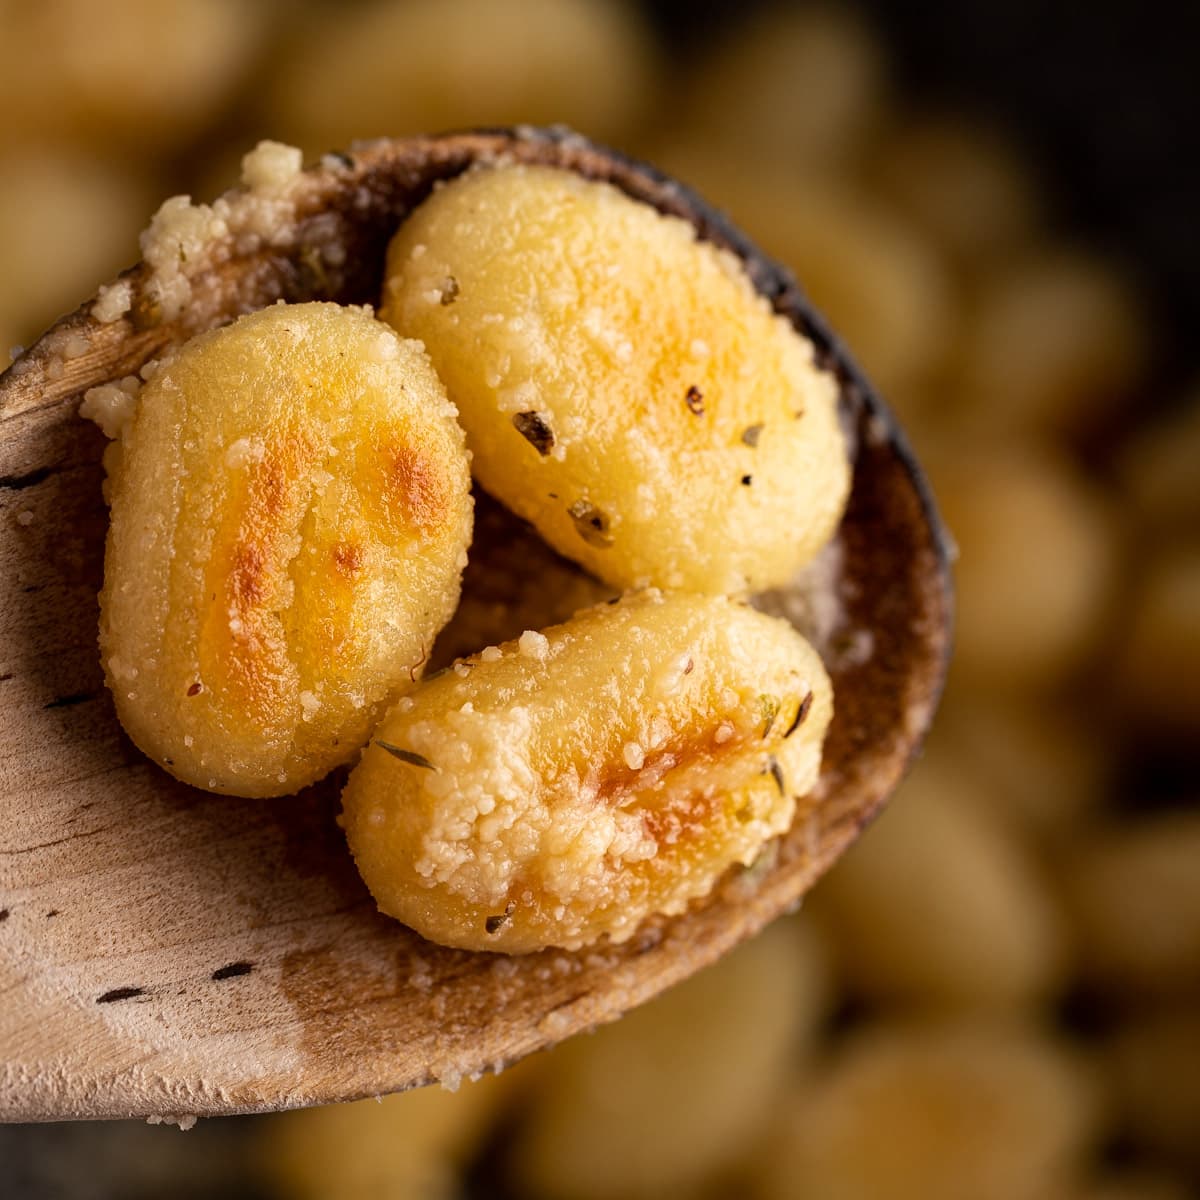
(758, 694, 780, 738)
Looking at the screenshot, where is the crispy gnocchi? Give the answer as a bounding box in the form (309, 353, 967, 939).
(341, 590, 833, 953)
(93, 302, 472, 798)
(381, 163, 850, 596)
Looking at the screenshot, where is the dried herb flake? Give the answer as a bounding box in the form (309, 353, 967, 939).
(741, 423, 764, 447)
(485, 901, 516, 935)
(438, 275, 459, 305)
(784, 692, 814, 738)
(766, 755, 786, 796)
(376, 741, 438, 771)
(513, 411, 555, 455)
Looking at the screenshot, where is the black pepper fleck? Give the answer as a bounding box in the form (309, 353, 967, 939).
(685, 385, 705, 415)
(438, 275, 459, 305)
(741, 475, 753, 486)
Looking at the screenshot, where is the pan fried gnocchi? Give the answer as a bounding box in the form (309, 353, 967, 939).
(92, 302, 472, 798)
(74, 141, 852, 956)
(341, 590, 833, 953)
(381, 163, 850, 595)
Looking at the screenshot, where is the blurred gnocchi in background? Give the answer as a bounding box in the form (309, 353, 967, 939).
(2, 0, 1196, 1197)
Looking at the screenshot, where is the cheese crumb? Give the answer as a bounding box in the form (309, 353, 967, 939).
(93, 280, 133, 324)
(480, 645, 503, 663)
(140, 196, 229, 321)
(81, 376, 141, 440)
(623, 741, 645, 770)
(241, 140, 303, 195)
(518, 629, 550, 661)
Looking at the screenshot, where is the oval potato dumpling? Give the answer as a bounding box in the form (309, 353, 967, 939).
(342, 590, 833, 953)
(381, 164, 850, 596)
(94, 302, 472, 798)
(757, 1022, 1100, 1200)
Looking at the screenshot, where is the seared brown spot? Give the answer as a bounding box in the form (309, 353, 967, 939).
(589, 723, 755, 848)
(225, 429, 322, 619)
(384, 445, 450, 531)
(203, 425, 321, 712)
(230, 543, 269, 608)
(594, 725, 749, 805)
(332, 540, 365, 577)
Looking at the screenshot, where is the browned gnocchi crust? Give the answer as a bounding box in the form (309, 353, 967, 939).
(95, 302, 472, 797)
(381, 163, 850, 596)
(342, 590, 833, 953)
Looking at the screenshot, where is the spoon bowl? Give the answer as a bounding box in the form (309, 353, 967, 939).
(0, 128, 951, 1122)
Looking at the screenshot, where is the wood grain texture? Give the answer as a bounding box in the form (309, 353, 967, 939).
(0, 129, 952, 1122)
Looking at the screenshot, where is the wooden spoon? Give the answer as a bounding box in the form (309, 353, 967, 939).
(0, 128, 951, 1123)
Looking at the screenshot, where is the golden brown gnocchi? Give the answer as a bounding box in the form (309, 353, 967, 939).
(93, 302, 472, 798)
(342, 590, 833, 953)
(381, 163, 850, 596)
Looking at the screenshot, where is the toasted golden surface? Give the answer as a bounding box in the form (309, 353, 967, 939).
(342, 590, 833, 952)
(95, 302, 472, 797)
(381, 164, 850, 595)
